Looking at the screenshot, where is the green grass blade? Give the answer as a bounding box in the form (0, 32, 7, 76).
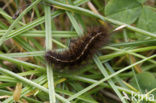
(44, 4, 56, 103)
(0, 0, 42, 46)
(45, 0, 156, 38)
(67, 55, 156, 101)
(93, 55, 127, 103)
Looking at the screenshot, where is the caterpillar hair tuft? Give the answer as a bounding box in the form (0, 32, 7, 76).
(45, 26, 110, 66)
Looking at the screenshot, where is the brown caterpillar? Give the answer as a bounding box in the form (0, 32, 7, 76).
(45, 26, 109, 66)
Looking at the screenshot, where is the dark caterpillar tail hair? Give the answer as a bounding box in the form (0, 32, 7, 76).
(45, 26, 109, 66)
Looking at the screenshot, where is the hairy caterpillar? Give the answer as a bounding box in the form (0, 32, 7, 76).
(45, 26, 109, 66)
